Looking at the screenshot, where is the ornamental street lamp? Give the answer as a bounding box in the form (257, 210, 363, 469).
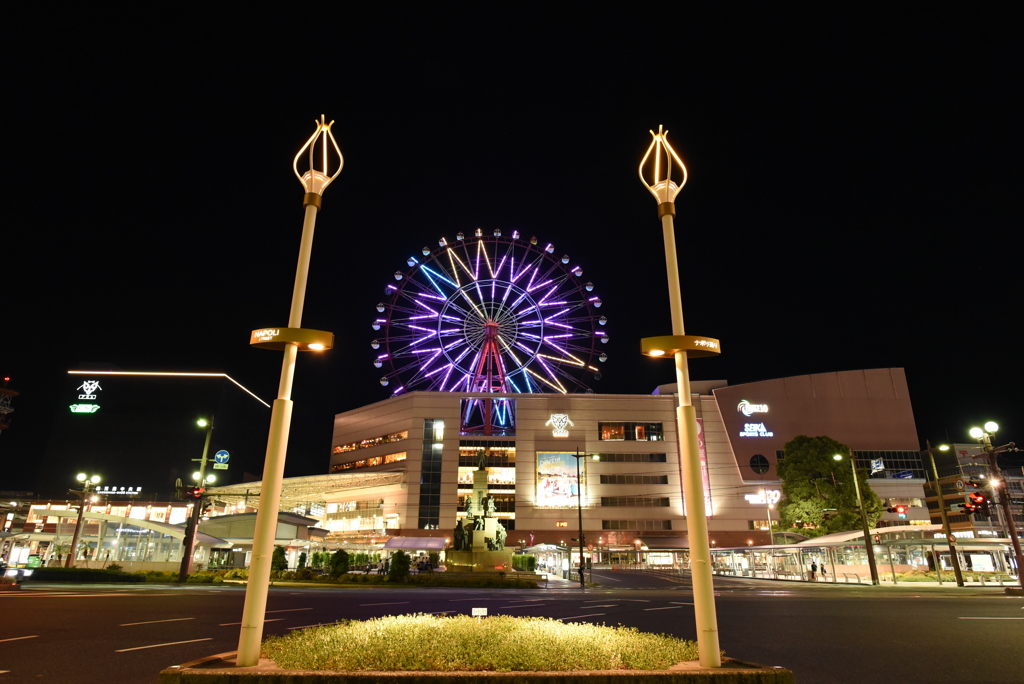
(923, 441, 964, 587)
(178, 417, 214, 583)
(638, 126, 721, 667)
(236, 117, 341, 667)
(969, 423, 1023, 589)
(66, 473, 101, 568)
(833, 453, 880, 585)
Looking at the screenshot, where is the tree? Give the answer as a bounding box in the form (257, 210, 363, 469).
(776, 435, 883, 537)
(328, 549, 349, 578)
(297, 552, 307, 569)
(387, 550, 410, 582)
(271, 545, 288, 572)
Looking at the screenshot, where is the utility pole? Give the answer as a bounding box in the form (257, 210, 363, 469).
(178, 417, 214, 583)
(924, 441, 964, 586)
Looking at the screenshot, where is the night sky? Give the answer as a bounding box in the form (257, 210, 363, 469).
(4, 7, 1021, 496)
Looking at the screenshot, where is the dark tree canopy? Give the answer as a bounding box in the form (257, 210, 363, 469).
(776, 435, 883, 537)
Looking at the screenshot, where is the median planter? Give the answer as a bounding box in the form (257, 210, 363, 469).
(160, 616, 793, 683)
(160, 654, 795, 684)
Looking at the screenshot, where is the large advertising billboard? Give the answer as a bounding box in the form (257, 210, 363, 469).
(536, 452, 583, 508)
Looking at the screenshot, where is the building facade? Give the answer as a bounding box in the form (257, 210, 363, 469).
(305, 368, 931, 549)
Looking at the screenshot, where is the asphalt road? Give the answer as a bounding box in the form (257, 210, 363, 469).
(1, 572, 1021, 683)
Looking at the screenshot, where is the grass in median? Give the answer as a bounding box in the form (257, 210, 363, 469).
(261, 614, 701, 671)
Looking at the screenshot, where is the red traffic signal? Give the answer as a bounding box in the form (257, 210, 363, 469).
(192, 487, 205, 499)
(886, 504, 909, 518)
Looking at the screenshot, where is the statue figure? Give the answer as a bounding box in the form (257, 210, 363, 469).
(453, 520, 466, 551)
(494, 521, 506, 548)
(474, 516, 485, 531)
(465, 495, 477, 518)
(476, 449, 488, 470)
(485, 496, 496, 517)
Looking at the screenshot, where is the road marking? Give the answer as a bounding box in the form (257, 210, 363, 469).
(506, 604, 549, 608)
(360, 602, 410, 606)
(670, 602, 694, 605)
(621, 599, 651, 602)
(265, 608, 313, 613)
(430, 611, 457, 615)
(593, 575, 621, 582)
(644, 606, 682, 611)
(219, 619, 284, 626)
(560, 613, 606, 621)
(0, 636, 38, 643)
(448, 598, 493, 601)
(120, 618, 195, 626)
(116, 638, 212, 652)
(958, 617, 1024, 620)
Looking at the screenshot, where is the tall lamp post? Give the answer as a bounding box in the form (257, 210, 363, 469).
(638, 126, 721, 667)
(178, 417, 215, 582)
(571, 451, 598, 590)
(65, 473, 101, 568)
(969, 422, 1023, 589)
(833, 453, 880, 585)
(923, 441, 964, 587)
(236, 117, 340, 667)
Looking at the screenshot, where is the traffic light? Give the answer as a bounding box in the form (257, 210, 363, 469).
(963, 495, 979, 514)
(192, 487, 205, 499)
(967, 491, 986, 516)
(886, 505, 909, 518)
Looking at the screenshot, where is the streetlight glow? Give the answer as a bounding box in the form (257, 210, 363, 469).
(197, 418, 209, 427)
(90, 475, 100, 484)
(984, 421, 999, 433)
(193, 471, 202, 481)
(77, 473, 86, 481)
(969, 427, 984, 439)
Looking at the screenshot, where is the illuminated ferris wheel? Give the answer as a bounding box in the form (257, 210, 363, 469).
(372, 229, 608, 397)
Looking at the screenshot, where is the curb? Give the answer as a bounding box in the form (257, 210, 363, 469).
(160, 654, 795, 684)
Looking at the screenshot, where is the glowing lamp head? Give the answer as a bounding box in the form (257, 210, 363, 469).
(91, 475, 100, 484)
(648, 349, 665, 357)
(639, 125, 688, 205)
(205, 474, 216, 484)
(939, 445, 950, 451)
(193, 471, 202, 481)
(833, 454, 843, 461)
(969, 427, 984, 439)
(197, 418, 209, 427)
(308, 343, 325, 350)
(984, 421, 999, 433)
(293, 115, 343, 196)
(77, 473, 87, 482)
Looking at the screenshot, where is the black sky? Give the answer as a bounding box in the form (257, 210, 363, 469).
(3, 7, 1022, 495)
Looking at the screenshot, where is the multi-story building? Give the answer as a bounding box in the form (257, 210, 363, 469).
(210, 368, 932, 551)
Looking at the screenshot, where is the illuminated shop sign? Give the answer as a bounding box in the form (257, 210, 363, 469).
(545, 413, 574, 438)
(77, 380, 102, 400)
(96, 486, 142, 496)
(252, 329, 281, 342)
(69, 404, 100, 414)
(739, 423, 773, 437)
(744, 490, 781, 505)
(737, 400, 768, 416)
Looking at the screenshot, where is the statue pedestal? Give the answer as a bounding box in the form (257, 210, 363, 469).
(448, 468, 512, 571)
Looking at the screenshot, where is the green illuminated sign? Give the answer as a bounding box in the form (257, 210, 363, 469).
(69, 404, 100, 414)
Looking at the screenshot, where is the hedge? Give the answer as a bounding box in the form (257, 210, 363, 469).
(28, 567, 146, 583)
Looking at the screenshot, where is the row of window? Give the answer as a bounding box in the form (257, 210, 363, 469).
(600, 497, 670, 507)
(333, 430, 408, 454)
(601, 520, 672, 530)
(599, 422, 664, 441)
(595, 453, 667, 463)
(600, 475, 669, 485)
(330, 452, 407, 472)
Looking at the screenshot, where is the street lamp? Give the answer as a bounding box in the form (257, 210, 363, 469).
(833, 453, 880, 585)
(968, 423, 1023, 589)
(764, 497, 776, 545)
(638, 125, 721, 667)
(65, 473, 101, 568)
(237, 117, 342, 667)
(571, 451, 599, 590)
(923, 441, 965, 587)
(178, 417, 214, 582)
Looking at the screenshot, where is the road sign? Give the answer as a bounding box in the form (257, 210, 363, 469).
(471, 607, 487, 617)
(214, 450, 230, 464)
(954, 478, 965, 492)
(213, 463, 229, 470)
(949, 503, 965, 513)
(948, 534, 957, 545)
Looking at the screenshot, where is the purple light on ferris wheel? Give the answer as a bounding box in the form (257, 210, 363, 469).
(528, 279, 553, 294)
(535, 354, 559, 381)
(544, 320, 574, 330)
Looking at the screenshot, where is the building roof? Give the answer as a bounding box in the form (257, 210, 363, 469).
(205, 471, 405, 512)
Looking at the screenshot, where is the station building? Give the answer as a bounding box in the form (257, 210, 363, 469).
(209, 367, 931, 551)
